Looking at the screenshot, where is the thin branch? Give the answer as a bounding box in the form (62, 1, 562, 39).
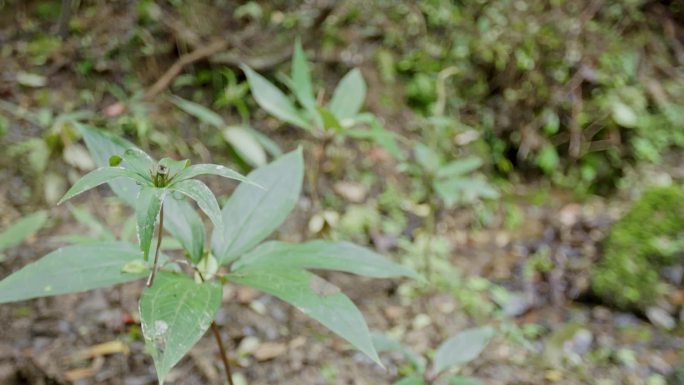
(210, 322, 235, 385)
(146, 205, 165, 287)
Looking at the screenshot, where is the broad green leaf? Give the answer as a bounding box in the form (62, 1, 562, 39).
(372, 332, 426, 373)
(158, 158, 190, 180)
(242, 65, 310, 129)
(164, 194, 204, 263)
(79, 125, 204, 261)
(0, 242, 146, 303)
(243, 126, 283, 157)
(434, 177, 498, 208)
(169, 179, 222, 231)
(122, 148, 155, 178)
(230, 268, 381, 365)
(78, 124, 141, 205)
(223, 126, 267, 167)
(137, 187, 166, 261)
(212, 148, 303, 264)
(394, 376, 427, 385)
(328, 68, 366, 122)
(0, 210, 48, 251)
(291, 39, 316, 113)
(233, 240, 418, 279)
(172, 163, 254, 186)
(170, 95, 225, 128)
(436, 157, 483, 179)
(433, 326, 495, 375)
(58, 167, 148, 205)
(140, 272, 221, 385)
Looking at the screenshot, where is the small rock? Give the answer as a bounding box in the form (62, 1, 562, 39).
(253, 342, 287, 361)
(502, 292, 531, 317)
(646, 307, 676, 330)
(333, 182, 367, 203)
(649, 355, 673, 376)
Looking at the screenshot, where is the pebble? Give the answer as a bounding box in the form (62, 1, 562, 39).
(646, 307, 676, 330)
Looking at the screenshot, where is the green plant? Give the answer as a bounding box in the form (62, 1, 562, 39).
(0, 125, 417, 384)
(373, 326, 495, 385)
(0, 210, 48, 262)
(243, 39, 403, 205)
(592, 185, 684, 309)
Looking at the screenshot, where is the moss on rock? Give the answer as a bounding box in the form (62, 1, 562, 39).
(592, 186, 684, 309)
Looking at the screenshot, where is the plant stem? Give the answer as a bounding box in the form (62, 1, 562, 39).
(210, 322, 235, 385)
(146, 204, 164, 287)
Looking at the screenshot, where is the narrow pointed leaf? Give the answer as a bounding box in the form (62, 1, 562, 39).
(164, 195, 204, 263)
(372, 333, 426, 372)
(230, 268, 381, 365)
(169, 179, 222, 231)
(436, 157, 483, 179)
(159, 157, 190, 181)
(291, 39, 316, 113)
(136, 187, 166, 261)
(172, 164, 255, 186)
(242, 65, 310, 129)
(58, 167, 145, 205)
(122, 148, 155, 178)
(140, 272, 221, 385)
(0, 210, 48, 251)
(328, 68, 366, 122)
(0, 242, 146, 303)
(170, 95, 225, 128)
(222, 126, 267, 167)
(212, 148, 304, 264)
(433, 326, 495, 375)
(233, 240, 419, 279)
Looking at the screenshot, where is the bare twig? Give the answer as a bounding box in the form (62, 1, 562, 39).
(143, 40, 229, 101)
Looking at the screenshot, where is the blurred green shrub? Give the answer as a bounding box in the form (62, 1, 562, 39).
(348, 0, 684, 191)
(592, 185, 684, 309)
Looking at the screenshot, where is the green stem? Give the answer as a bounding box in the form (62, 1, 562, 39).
(146, 204, 164, 287)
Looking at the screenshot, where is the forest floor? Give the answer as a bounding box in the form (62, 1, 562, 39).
(1, 2, 683, 385)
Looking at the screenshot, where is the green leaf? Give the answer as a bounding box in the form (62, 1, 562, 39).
(291, 39, 316, 113)
(394, 376, 428, 385)
(243, 126, 283, 157)
(440, 376, 484, 385)
(58, 167, 147, 205)
(78, 124, 142, 205)
(140, 272, 222, 385)
(164, 195, 204, 263)
(0, 210, 48, 252)
(433, 326, 495, 375)
(328, 68, 366, 122)
(347, 117, 405, 160)
(170, 95, 225, 128)
(0, 242, 146, 303)
(212, 148, 304, 264)
(172, 163, 255, 186)
(158, 158, 190, 180)
(317, 106, 344, 134)
(230, 268, 381, 365)
(372, 332, 426, 373)
(414, 143, 442, 173)
(233, 240, 418, 279)
(242, 65, 309, 129)
(136, 187, 166, 261)
(169, 179, 222, 231)
(122, 148, 155, 178)
(223, 126, 267, 167)
(436, 157, 483, 179)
